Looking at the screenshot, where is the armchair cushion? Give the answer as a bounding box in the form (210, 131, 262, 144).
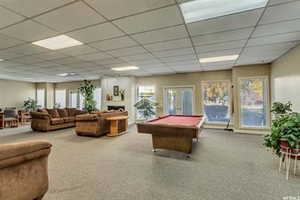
(63, 117, 75, 123)
(57, 109, 68, 118)
(76, 114, 98, 121)
(47, 109, 60, 118)
(50, 118, 64, 125)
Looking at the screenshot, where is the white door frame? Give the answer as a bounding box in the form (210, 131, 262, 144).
(163, 85, 196, 115)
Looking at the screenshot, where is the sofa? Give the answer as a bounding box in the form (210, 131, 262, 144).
(0, 140, 52, 200)
(75, 110, 128, 137)
(31, 108, 86, 132)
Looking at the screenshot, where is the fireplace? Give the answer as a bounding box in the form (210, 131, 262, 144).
(107, 105, 125, 111)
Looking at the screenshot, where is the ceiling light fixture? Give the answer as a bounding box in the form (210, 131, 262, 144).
(0, 59, 4, 61)
(32, 35, 83, 50)
(180, 0, 268, 23)
(57, 72, 77, 77)
(111, 66, 139, 71)
(199, 55, 239, 63)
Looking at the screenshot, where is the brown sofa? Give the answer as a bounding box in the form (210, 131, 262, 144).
(75, 111, 128, 137)
(31, 108, 86, 132)
(0, 140, 52, 200)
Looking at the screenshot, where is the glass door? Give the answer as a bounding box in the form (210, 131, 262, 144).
(164, 87, 193, 115)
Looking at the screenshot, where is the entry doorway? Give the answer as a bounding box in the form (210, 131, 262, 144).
(163, 86, 194, 115)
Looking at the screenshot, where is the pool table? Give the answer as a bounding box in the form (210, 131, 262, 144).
(137, 115, 205, 155)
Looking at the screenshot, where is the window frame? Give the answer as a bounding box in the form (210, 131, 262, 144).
(201, 80, 232, 125)
(54, 89, 66, 108)
(36, 88, 46, 108)
(238, 76, 270, 129)
(136, 85, 156, 120)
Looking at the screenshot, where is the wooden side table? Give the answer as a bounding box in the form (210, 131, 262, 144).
(106, 116, 129, 137)
(0, 112, 4, 129)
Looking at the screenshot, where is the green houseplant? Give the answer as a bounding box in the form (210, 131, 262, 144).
(79, 80, 96, 113)
(23, 98, 40, 111)
(264, 102, 300, 156)
(134, 98, 157, 120)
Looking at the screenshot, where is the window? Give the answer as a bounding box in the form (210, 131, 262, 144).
(136, 86, 156, 120)
(55, 89, 66, 108)
(202, 81, 231, 123)
(78, 88, 101, 110)
(36, 88, 45, 108)
(69, 90, 79, 108)
(239, 77, 269, 128)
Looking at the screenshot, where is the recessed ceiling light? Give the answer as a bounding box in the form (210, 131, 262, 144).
(199, 55, 239, 63)
(32, 35, 83, 50)
(180, 0, 268, 23)
(111, 66, 139, 71)
(57, 72, 77, 77)
(0, 59, 4, 61)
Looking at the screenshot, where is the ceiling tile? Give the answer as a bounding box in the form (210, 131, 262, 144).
(85, 0, 175, 20)
(201, 61, 235, 67)
(52, 57, 83, 65)
(196, 40, 247, 54)
(243, 42, 298, 56)
(0, 43, 49, 56)
(0, 34, 24, 50)
(0, 50, 23, 60)
(106, 46, 147, 57)
(260, 1, 300, 25)
(91, 58, 125, 65)
(253, 19, 300, 38)
(192, 28, 253, 46)
(67, 22, 124, 43)
(267, 0, 298, 6)
(89, 36, 138, 51)
(33, 51, 70, 61)
(160, 54, 197, 62)
(187, 9, 263, 36)
(144, 67, 174, 73)
(0, 20, 58, 42)
(166, 60, 200, 66)
(202, 65, 232, 71)
(8, 55, 45, 64)
(0, 6, 25, 28)
(171, 65, 201, 72)
(77, 52, 112, 61)
(131, 25, 188, 44)
(152, 48, 195, 58)
(144, 38, 192, 52)
(199, 48, 242, 59)
(248, 32, 300, 46)
(58, 45, 98, 56)
(0, 0, 75, 17)
(113, 5, 183, 34)
(120, 53, 156, 62)
(34, 1, 106, 33)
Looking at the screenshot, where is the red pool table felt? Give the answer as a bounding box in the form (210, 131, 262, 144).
(149, 115, 203, 126)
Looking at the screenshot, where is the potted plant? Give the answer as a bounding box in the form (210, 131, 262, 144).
(23, 98, 40, 111)
(264, 102, 300, 157)
(134, 98, 158, 121)
(79, 80, 96, 113)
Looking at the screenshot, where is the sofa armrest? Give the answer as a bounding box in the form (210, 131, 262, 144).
(30, 112, 50, 119)
(76, 114, 99, 121)
(0, 141, 52, 169)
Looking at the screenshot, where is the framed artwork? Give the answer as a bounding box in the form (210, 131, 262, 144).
(113, 85, 119, 96)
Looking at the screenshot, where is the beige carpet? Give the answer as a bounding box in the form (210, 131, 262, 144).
(0, 126, 299, 200)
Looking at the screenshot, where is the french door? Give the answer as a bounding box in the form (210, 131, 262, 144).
(164, 86, 194, 115)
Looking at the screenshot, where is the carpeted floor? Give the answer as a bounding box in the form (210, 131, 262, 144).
(0, 126, 299, 200)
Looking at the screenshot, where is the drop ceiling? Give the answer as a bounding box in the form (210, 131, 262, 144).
(0, 0, 299, 82)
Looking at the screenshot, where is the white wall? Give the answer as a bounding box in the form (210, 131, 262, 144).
(271, 44, 300, 112)
(101, 77, 136, 124)
(0, 79, 36, 109)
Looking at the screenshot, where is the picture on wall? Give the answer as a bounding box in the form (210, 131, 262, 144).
(113, 85, 119, 96)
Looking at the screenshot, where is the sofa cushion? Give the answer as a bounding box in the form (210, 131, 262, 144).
(63, 117, 75, 123)
(67, 108, 77, 116)
(57, 109, 68, 118)
(47, 109, 60, 118)
(38, 109, 48, 114)
(50, 118, 64, 125)
(76, 114, 98, 121)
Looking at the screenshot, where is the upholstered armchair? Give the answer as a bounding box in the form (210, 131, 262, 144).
(0, 140, 52, 200)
